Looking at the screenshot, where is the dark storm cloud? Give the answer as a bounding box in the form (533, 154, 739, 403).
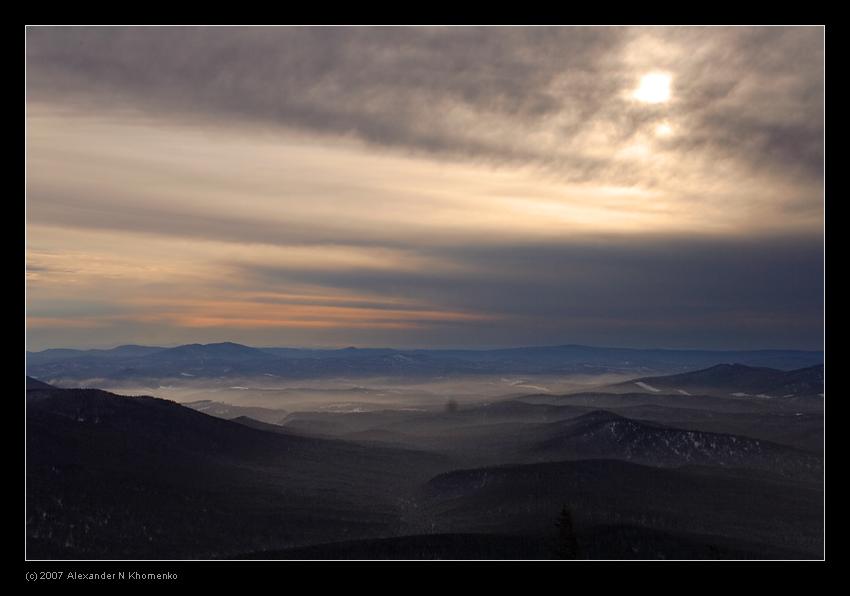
(26, 26, 823, 183)
(25, 27, 616, 174)
(229, 234, 824, 348)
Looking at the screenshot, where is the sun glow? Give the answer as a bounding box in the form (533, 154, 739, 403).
(655, 122, 674, 137)
(633, 72, 672, 104)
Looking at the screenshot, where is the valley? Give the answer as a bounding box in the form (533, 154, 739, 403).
(25, 343, 825, 560)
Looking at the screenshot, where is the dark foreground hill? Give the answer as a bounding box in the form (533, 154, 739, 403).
(26, 376, 55, 390)
(422, 459, 823, 558)
(236, 526, 811, 560)
(26, 386, 447, 559)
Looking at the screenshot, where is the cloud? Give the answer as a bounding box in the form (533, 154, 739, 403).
(26, 26, 823, 186)
(24, 26, 825, 350)
(232, 234, 823, 323)
(25, 109, 821, 256)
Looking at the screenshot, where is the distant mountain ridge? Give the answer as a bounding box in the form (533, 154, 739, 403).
(604, 363, 824, 398)
(147, 342, 275, 362)
(26, 342, 824, 383)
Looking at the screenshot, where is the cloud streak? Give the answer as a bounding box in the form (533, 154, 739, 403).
(27, 26, 823, 184)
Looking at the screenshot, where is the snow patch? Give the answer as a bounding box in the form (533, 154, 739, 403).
(635, 381, 661, 393)
(516, 384, 550, 392)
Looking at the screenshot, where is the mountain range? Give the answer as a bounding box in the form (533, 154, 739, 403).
(604, 363, 824, 398)
(26, 375, 823, 559)
(25, 341, 825, 560)
(26, 342, 824, 384)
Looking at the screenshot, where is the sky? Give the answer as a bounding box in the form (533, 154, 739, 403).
(25, 26, 824, 351)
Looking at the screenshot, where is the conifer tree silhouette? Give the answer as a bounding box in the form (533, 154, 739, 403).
(553, 505, 580, 559)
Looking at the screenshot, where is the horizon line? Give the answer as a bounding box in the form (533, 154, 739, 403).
(25, 340, 826, 354)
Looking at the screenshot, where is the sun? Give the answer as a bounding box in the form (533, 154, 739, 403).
(633, 72, 672, 104)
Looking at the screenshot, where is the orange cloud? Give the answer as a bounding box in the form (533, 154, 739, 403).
(134, 297, 495, 330)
